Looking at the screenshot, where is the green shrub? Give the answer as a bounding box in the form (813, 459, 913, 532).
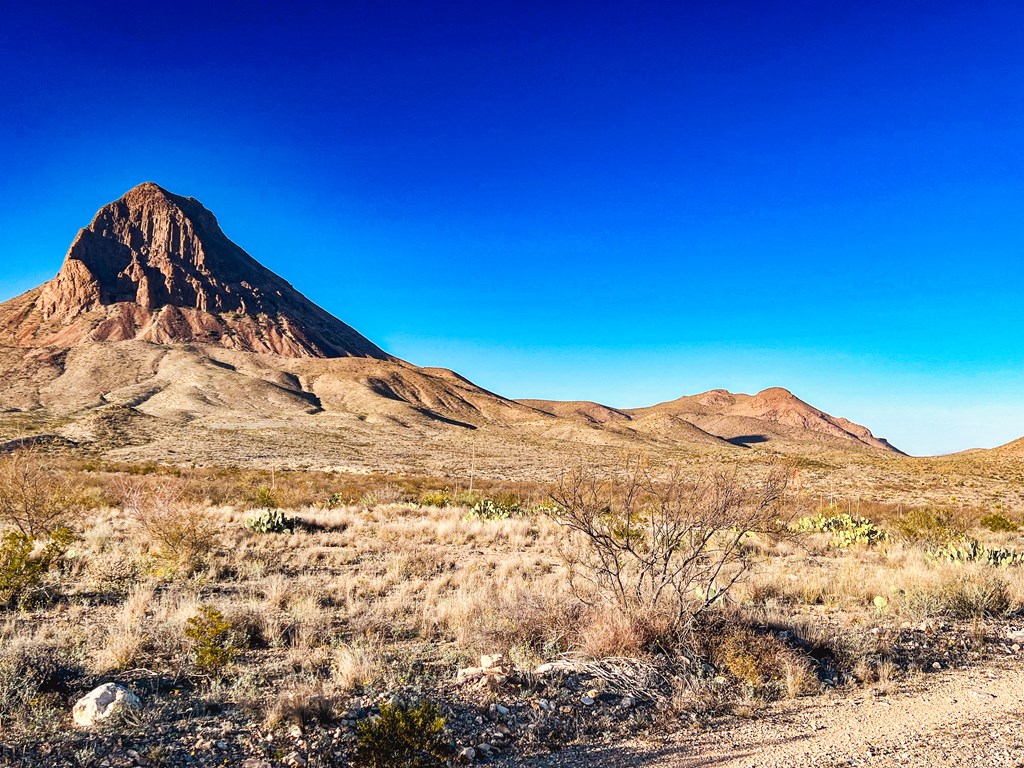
(0, 527, 74, 608)
(249, 486, 279, 509)
(355, 699, 450, 768)
(895, 507, 964, 546)
(244, 509, 295, 534)
(794, 511, 886, 547)
(419, 490, 451, 507)
(184, 606, 237, 672)
(981, 513, 1019, 533)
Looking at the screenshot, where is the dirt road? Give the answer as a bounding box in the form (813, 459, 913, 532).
(513, 659, 1024, 767)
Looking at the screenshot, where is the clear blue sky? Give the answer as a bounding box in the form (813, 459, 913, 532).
(0, 1, 1021, 456)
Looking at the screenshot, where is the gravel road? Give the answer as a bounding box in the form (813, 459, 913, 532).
(509, 659, 1024, 767)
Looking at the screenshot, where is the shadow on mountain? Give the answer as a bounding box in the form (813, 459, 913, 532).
(726, 434, 769, 448)
(414, 408, 477, 430)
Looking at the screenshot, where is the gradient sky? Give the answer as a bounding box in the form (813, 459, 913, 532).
(0, 1, 1021, 456)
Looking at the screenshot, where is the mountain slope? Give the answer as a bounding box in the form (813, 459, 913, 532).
(0, 183, 388, 359)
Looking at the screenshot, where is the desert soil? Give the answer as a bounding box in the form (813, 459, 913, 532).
(509, 658, 1024, 768)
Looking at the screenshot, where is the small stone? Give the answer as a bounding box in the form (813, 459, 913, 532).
(72, 683, 141, 728)
(495, 703, 510, 716)
(480, 654, 504, 670)
(932, 662, 942, 670)
(581, 696, 595, 706)
(459, 746, 476, 763)
(477, 743, 492, 754)
(621, 696, 635, 708)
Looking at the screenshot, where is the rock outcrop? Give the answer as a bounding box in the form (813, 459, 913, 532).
(0, 182, 390, 359)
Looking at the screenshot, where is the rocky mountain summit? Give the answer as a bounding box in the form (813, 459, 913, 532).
(0, 182, 389, 358)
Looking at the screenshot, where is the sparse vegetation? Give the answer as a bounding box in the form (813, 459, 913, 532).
(0, 449, 83, 538)
(3, 455, 1024, 764)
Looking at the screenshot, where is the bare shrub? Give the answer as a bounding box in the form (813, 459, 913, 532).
(264, 683, 336, 730)
(549, 457, 789, 639)
(0, 449, 82, 538)
(118, 478, 219, 573)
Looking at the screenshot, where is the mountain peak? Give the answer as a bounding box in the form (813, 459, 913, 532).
(0, 184, 390, 359)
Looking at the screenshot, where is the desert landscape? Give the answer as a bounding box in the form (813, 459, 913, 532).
(1, 183, 1023, 767)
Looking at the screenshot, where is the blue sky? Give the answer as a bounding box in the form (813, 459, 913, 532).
(0, 1, 1021, 456)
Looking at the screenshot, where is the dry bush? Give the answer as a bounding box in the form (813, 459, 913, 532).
(332, 643, 384, 694)
(264, 682, 336, 730)
(706, 624, 816, 700)
(935, 570, 1011, 619)
(0, 633, 84, 733)
(422, 573, 578, 657)
(92, 583, 154, 673)
(0, 449, 83, 538)
(550, 457, 789, 640)
(118, 477, 219, 573)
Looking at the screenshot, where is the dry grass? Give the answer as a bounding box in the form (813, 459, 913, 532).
(3, 457, 1024, 747)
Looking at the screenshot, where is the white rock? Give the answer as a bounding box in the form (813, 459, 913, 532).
(72, 683, 141, 727)
(581, 696, 595, 706)
(534, 662, 554, 674)
(480, 653, 504, 670)
(621, 696, 635, 708)
(459, 746, 476, 763)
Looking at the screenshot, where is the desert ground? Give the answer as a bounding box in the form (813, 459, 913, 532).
(2, 450, 1024, 767)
